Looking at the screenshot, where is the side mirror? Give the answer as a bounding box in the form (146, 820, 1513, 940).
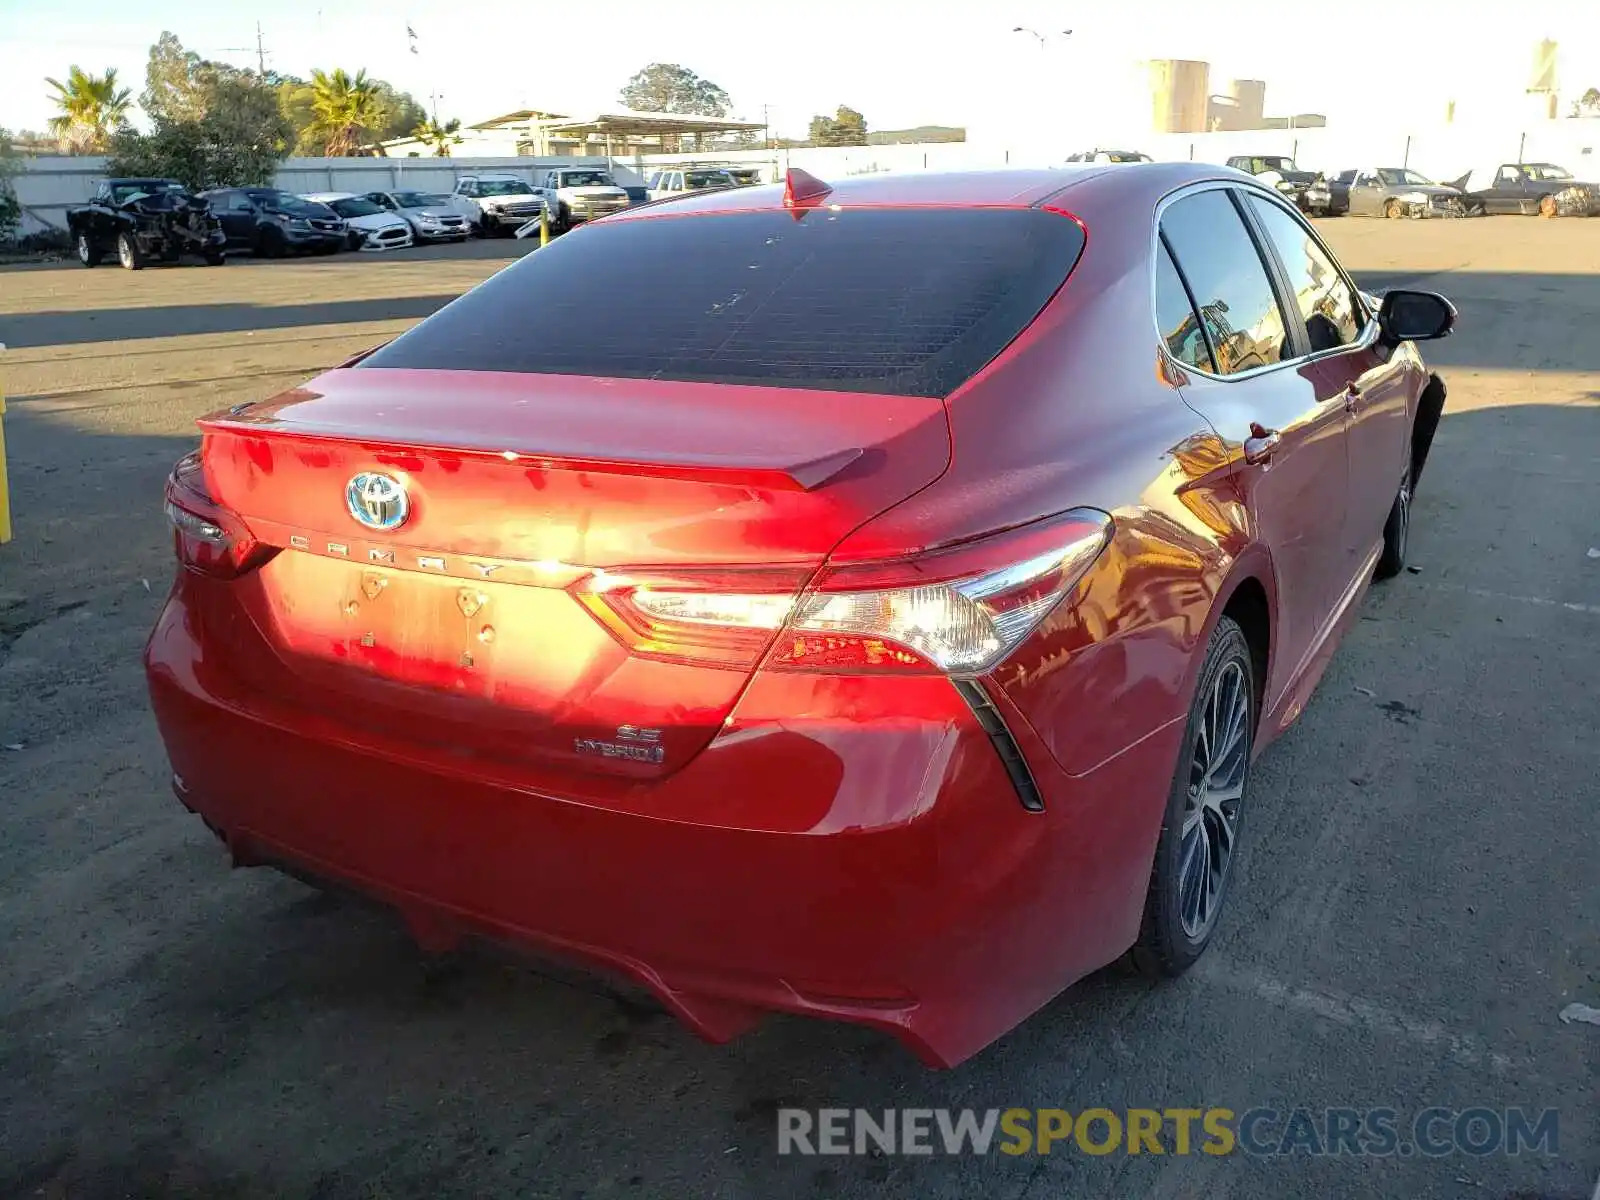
(1378, 289, 1457, 344)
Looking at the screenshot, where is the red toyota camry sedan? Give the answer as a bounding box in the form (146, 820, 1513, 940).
(146, 164, 1455, 1067)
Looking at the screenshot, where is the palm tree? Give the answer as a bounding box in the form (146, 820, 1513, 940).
(302, 68, 388, 156)
(412, 117, 462, 157)
(45, 66, 132, 154)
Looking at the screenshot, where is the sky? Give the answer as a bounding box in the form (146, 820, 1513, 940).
(3, 0, 1598, 142)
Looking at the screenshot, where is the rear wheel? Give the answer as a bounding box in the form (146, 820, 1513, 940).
(1374, 471, 1412, 580)
(1133, 616, 1255, 978)
(116, 232, 144, 270)
(76, 231, 101, 267)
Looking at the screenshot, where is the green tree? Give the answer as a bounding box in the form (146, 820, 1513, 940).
(619, 63, 731, 116)
(807, 106, 869, 147)
(110, 36, 292, 189)
(1578, 87, 1600, 115)
(291, 68, 390, 156)
(412, 117, 463, 157)
(0, 128, 23, 241)
(44, 66, 132, 154)
(373, 83, 428, 143)
(141, 31, 211, 124)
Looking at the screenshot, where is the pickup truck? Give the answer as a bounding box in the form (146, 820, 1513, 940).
(445, 173, 548, 237)
(645, 166, 738, 202)
(66, 178, 226, 270)
(536, 167, 631, 232)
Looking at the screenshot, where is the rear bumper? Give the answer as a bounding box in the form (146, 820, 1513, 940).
(144, 578, 1174, 1066)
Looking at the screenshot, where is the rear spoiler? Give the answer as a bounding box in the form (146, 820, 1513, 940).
(197, 413, 865, 493)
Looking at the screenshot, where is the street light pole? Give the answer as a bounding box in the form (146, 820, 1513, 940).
(1012, 25, 1072, 48)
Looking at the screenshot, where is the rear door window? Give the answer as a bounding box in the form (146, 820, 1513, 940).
(1159, 189, 1290, 375)
(361, 207, 1087, 397)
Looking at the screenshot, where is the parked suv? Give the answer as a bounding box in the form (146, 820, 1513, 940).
(201, 188, 346, 256)
(446, 174, 548, 236)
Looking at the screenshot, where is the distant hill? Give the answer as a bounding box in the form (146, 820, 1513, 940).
(867, 126, 967, 145)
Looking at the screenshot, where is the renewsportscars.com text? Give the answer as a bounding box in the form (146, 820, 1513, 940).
(777, 1107, 1559, 1158)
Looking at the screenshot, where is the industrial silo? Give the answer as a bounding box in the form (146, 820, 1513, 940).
(1149, 60, 1211, 133)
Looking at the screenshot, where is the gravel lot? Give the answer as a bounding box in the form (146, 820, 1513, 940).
(1, 219, 1597, 1199)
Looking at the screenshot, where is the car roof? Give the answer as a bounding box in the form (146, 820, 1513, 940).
(617, 163, 1249, 219)
(302, 192, 356, 201)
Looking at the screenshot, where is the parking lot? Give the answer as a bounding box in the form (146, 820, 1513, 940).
(1, 217, 1597, 1199)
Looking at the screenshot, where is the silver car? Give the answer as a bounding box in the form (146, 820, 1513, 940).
(1330, 168, 1466, 219)
(362, 190, 471, 242)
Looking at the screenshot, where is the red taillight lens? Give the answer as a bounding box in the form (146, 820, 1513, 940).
(574, 510, 1111, 675)
(164, 451, 272, 578)
(574, 565, 813, 669)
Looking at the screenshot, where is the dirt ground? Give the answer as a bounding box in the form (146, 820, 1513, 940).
(1, 218, 1597, 1199)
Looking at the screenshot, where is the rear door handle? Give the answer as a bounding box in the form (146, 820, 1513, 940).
(1244, 423, 1282, 465)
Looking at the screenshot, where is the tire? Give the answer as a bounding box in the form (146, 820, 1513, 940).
(1374, 470, 1412, 580)
(256, 227, 285, 258)
(556, 203, 572, 234)
(1132, 616, 1255, 979)
(76, 231, 101, 268)
(1539, 194, 1558, 219)
(204, 250, 225, 266)
(116, 232, 144, 270)
(1383, 199, 1402, 219)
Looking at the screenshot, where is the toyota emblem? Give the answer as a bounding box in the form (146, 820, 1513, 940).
(345, 472, 409, 531)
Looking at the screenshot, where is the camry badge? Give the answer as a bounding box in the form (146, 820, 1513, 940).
(345, 472, 409, 531)
(457, 589, 486, 618)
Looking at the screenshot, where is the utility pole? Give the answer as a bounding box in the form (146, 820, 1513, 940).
(1012, 26, 1072, 48)
(255, 22, 267, 75)
(430, 92, 442, 124)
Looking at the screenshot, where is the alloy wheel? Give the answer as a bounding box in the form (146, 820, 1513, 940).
(77, 234, 90, 264)
(1178, 659, 1249, 939)
(118, 237, 133, 268)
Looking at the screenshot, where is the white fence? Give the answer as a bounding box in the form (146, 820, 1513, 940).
(9, 116, 1598, 236)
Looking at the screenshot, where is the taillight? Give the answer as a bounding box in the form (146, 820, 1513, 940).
(164, 451, 273, 578)
(574, 565, 813, 669)
(574, 510, 1111, 675)
(772, 509, 1111, 674)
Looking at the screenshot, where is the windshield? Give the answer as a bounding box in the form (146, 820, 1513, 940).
(685, 170, 735, 188)
(1525, 164, 1573, 181)
(249, 192, 327, 216)
(1377, 169, 1434, 187)
(329, 197, 384, 218)
(477, 180, 532, 196)
(111, 181, 183, 204)
(1103, 152, 1152, 163)
(393, 191, 449, 208)
(559, 171, 612, 188)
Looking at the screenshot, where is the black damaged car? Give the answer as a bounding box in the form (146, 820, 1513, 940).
(67, 178, 226, 269)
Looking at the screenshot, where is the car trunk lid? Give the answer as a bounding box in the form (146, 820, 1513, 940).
(194, 366, 950, 779)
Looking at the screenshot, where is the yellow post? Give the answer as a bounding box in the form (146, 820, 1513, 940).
(0, 341, 11, 545)
(539, 205, 549, 248)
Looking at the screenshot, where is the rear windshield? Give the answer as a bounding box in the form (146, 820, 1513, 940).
(360, 207, 1086, 396)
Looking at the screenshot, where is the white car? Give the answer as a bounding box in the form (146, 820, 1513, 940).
(301, 192, 414, 251)
(361, 190, 471, 242)
(445, 174, 547, 237)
